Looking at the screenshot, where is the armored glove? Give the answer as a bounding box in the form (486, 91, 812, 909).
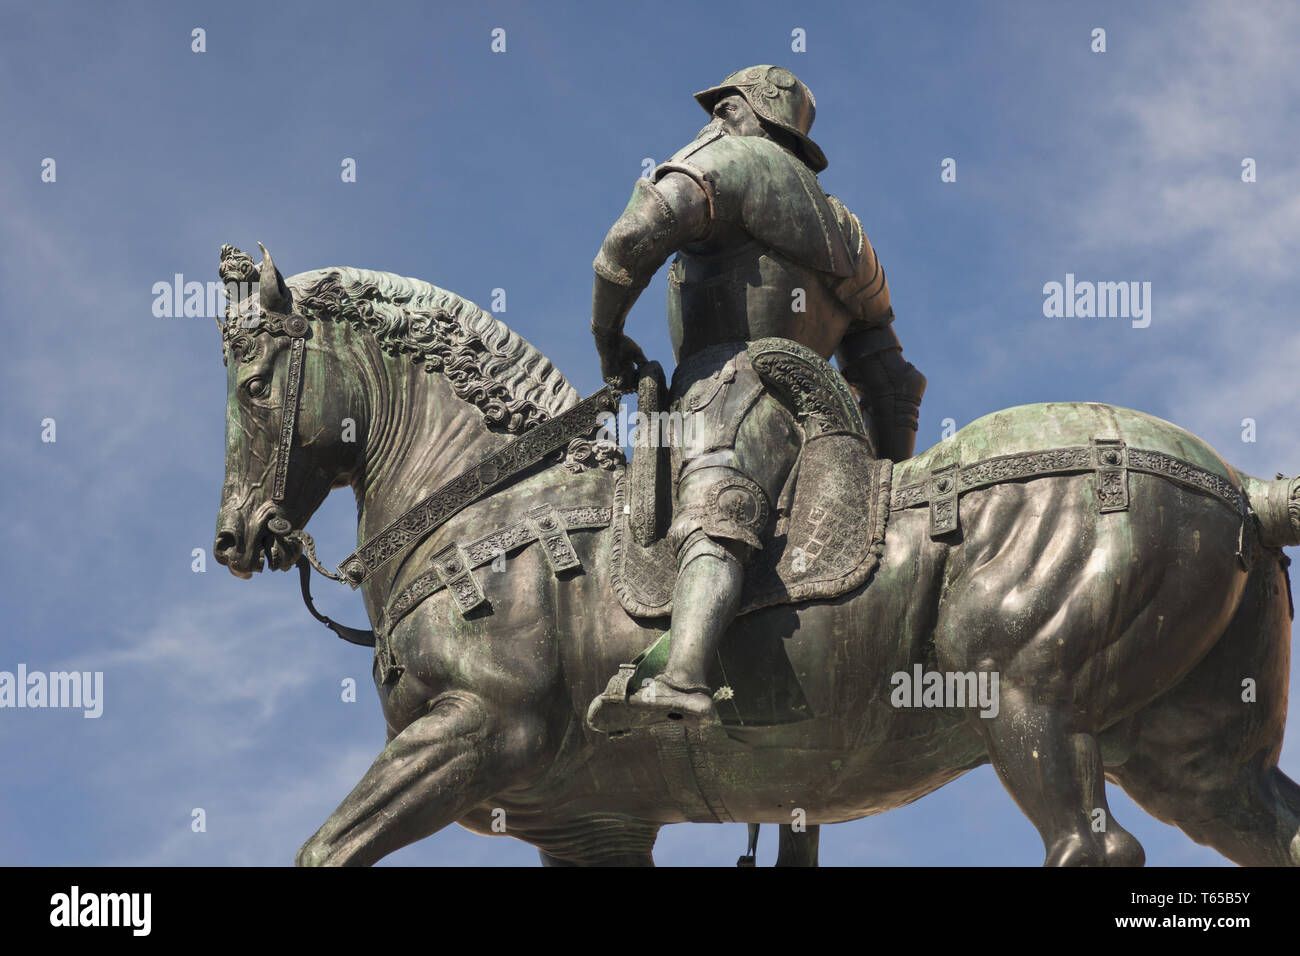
(594, 331, 646, 392)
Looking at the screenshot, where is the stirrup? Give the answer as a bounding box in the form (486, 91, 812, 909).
(627, 675, 719, 728)
(586, 672, 719, 736)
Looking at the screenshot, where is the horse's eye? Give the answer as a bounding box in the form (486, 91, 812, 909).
(247, 378, 268, 397)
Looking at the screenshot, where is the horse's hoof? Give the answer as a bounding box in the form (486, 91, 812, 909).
(295, 840, 329, 867)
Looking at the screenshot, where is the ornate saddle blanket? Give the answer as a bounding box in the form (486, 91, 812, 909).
(609, 337, 895, 618)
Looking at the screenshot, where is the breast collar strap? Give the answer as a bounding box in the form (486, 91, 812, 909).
(333, 385, 624, 589)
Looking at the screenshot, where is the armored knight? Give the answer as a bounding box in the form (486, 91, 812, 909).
(590, 66, 926, 727)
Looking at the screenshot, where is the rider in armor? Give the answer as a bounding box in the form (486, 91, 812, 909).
(590, 66, 926, 728)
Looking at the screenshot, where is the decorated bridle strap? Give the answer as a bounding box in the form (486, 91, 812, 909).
(337, 385, 623, 588)
(271, 322, 309, 502)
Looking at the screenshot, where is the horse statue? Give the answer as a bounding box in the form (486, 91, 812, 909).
(212, 245, 1300, 866)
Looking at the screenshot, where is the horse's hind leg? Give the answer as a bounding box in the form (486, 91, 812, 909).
(935, 484, 1148, 866)
(971, 687, 1145, 866)
(1119, 758, 1300, 867)
(296, 690, 533, 866)
(1109, 557, 1300, 866)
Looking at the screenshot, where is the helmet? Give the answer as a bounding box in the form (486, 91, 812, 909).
(694, 65, 828, 173)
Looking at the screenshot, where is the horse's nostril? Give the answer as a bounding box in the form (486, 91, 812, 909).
(215, 529, 239, 557)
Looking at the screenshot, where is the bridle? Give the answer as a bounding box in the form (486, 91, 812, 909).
(225, 302, 375, 643)
(268, 313, 309, 505)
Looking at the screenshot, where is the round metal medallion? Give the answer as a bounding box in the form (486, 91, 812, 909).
(768, 67, 797, 89)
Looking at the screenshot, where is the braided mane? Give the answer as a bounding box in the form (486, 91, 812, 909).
(291, 267, 579, 434)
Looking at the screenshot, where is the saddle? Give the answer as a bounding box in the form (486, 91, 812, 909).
(609, 338, 894, 619)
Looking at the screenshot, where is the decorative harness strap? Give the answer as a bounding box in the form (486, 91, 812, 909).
(379, 504, 613, 635)
(365, 503, 614, 685)
(892, 439, 1252, 559)
(335, 386, 622, 588)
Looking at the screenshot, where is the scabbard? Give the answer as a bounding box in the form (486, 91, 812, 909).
(629, 361, 669, 547)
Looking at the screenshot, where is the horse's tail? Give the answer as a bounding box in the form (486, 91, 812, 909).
(1240, 473, 1300, 548)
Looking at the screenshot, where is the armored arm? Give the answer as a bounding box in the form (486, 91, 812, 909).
(824, 194, 892, 326)
(827, 198, 926, 462)
(836, 324, 926, 463)
(592, 172, 711, 388)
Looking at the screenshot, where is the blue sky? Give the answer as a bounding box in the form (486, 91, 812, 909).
(2, 0, 1298, 866)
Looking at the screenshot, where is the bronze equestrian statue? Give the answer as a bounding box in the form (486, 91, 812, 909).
(587, 66, 925, 730)
(209, 73, 1300, 868)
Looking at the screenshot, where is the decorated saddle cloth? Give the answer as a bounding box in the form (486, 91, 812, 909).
(609, 337, 894, 618)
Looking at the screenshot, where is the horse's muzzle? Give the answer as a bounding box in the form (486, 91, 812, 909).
(214, 501, 298, 577)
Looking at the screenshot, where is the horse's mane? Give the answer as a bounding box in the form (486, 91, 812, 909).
(291, 267, 580, 434)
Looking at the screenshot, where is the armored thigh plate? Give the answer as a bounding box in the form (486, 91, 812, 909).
(609, 340, 891, 620)
(669, 343, 775, 459)
(665, 344, 801, 554)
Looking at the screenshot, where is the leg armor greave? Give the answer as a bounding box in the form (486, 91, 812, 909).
(659, 528, 747, 696)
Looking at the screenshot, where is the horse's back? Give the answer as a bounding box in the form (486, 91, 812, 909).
(901, 401, 1239, 489)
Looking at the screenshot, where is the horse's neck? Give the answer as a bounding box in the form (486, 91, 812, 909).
(353, 353, 507, 551)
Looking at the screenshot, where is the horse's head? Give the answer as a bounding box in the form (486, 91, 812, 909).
(213, 244, 362, 577)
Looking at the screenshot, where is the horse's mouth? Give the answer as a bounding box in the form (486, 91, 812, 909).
(257, 527, 302, 573)
(220, 539, 264, 578)
(219, 512, 302, 578)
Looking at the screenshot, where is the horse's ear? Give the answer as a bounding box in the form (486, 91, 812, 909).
(257, 242, 292, 314)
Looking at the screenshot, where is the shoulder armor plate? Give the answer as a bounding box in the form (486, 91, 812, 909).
(655, 134, 854, 277)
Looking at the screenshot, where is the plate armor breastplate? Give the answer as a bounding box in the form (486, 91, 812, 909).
(654, 131, 857, 363)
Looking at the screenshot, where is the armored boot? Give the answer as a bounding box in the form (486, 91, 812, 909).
(625, 530, 744, 728)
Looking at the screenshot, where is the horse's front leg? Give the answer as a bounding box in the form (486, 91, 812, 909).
(296, 690, 525, 866)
